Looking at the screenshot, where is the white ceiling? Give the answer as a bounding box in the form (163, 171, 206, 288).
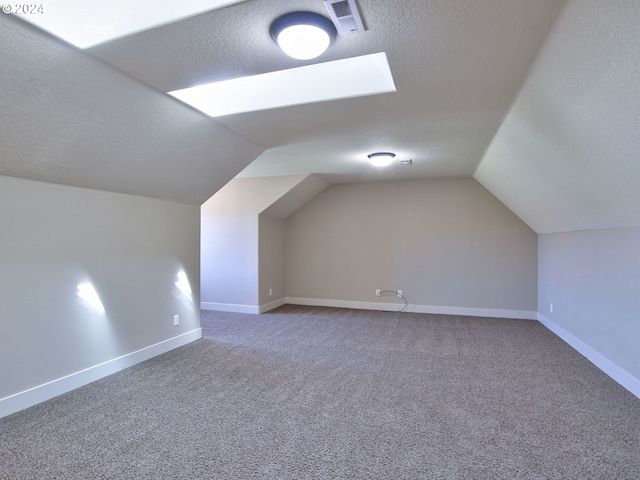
(1, 0, 638, 233)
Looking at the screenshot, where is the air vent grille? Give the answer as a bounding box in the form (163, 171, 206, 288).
(323, 0, 365, 35)
(331, 0, 352, 18)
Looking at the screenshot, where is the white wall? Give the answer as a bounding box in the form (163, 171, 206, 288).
(285, 178, 537, 317)
(200, 210, 258, 310)
(538, 227, 640, 394)
(0, 176, 201, 417)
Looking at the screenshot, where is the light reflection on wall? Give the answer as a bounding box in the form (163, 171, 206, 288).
(175, 271, 192, 300)
(76, 282, 105, 313)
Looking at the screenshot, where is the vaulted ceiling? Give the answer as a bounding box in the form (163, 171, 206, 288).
(1, 0, 638, 233)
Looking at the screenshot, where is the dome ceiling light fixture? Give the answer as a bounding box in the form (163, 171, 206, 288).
(270, 11, 337, 60)
(368, 152, 396, 167)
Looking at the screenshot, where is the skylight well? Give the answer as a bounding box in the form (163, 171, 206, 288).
(168, 52, 396, 117)
(11, 0, 247, 48)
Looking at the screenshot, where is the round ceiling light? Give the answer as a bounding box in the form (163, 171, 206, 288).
(270, 12, 337, 60)
(368, 152, 396, 167)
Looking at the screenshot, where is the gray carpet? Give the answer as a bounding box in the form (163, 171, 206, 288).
(1, 305, 639, 479)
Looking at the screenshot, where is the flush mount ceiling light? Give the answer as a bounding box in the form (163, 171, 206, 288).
(368, 152, 396, 167)
(270, 11, 337, 60)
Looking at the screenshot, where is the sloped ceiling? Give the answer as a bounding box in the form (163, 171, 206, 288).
(261, 174, 328, 218)
(201, 174, 326, 216)
(0, 14, 264, 205)
(2, 0, 637, 232)
(475, 0, 640, 234)
(88, 0, 565, 185)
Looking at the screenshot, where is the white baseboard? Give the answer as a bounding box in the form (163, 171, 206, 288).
(285, 297, 537, 320)
(201, 298, 286, 314)
(201, 302, 260, 314)
(259, 297, 286, 313)
(537, 314, 640, 399)
(412, 304, 536, 320)
(0, 328, 202, 419)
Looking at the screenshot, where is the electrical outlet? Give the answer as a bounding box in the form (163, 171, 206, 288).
(173, 314, 180, 326)
(397, 290, 402, 297)
(550, 303, 553, 313)
(269, 288, 273, 297)
(375, 289, 381, 297)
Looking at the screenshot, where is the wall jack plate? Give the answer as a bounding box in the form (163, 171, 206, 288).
(173, 314, 180, 326)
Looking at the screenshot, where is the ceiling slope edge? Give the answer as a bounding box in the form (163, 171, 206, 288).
(202, 174, 328, 218)
(261, 174, 330, 218)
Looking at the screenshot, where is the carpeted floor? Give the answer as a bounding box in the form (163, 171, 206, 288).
(1, 305, 639, 479)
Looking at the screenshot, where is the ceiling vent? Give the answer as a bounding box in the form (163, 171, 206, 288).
(323, 0, 365, 35)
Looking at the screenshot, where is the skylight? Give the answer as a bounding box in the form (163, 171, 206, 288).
(168, 52, 396, 117)
(11, 0, 247, 48)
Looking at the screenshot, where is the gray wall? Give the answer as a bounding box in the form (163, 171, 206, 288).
(0, 175, 200, 401)
(538, 227, 640, 381)
(285, 178, 537, 313)
(258, 215, 285, 306)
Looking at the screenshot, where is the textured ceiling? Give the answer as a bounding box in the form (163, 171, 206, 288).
(2, 0, 638, 233)
(0, 15, 263, 205)
(89, 0, 565, 185)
